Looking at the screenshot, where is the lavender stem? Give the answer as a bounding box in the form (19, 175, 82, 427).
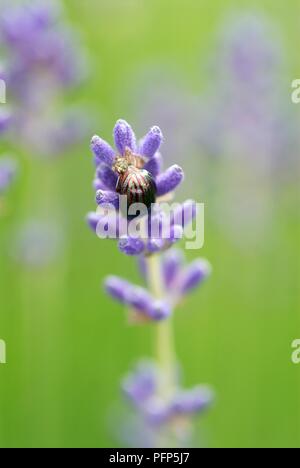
(146, 253, 177, 400)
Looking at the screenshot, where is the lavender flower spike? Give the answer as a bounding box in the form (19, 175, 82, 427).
(86, 119, 213, 446)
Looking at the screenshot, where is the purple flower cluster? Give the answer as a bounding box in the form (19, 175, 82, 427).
(0, 157, 17, 194)
(0, 0, 88, 156)
(0, 0, 82, 98)
(87, 119, 194, 256)
(105, 249, 211, 322)
(197, 13, 298, 170)
(122, 361, 213, 427)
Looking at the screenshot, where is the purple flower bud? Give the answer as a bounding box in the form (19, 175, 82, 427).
(95, 190, 119, 210)
(171, 386, 214, 416)
(162, 249, 184, 288)
(114, 119, 137, 155)
(139, 126, 163, 159)
(93, 177, 107, 191)
(156, 165, 184, 197)
(148, 300, 172, 321)
(127, 287, 153, 314)
(0, 158, 17, 194)
(146, 238, 165, 254)
(105, 276, 131, 303)
(90, 135, 115, 166)
(143, 152, 162, 178)
(171, 199, 197, 228)
(119, 237, 145, 256)
(179, 259, 212, 295)
(122, 362, 156, 405)
(86, 212, 101, 232)
(168, 224, 183, 244)
(144, 400, 170, 425)
(96, 164, 118, 191)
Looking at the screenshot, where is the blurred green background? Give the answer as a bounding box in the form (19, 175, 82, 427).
(0, 0, 299, 448)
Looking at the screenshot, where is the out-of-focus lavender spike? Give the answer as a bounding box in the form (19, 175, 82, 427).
(113, 119, 137, 155)
(96, 164, 118, 191)
(119, 236, 145, 256)
(162, 249, 185, 288)
(95, 190, 119, 210)
(143, 152, 162, 178)
(139, 126, 163, 159)
(105, 276, 131, 303)
(91, 135, 115, 167)
(156, 165, 184, 197)
(179, 259, 212, 295)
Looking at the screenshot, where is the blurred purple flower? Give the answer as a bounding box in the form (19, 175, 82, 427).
(197, 13, 299, 173)
(0, 0, 89, 157)
(122, 360, 214, 437)
(0, 157, 17, 194)
(105, 249, 211, 321)
(11, 219, 64, 268)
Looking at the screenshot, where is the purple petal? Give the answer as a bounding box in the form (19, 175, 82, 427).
(170, 386, 214, 416)
(179, 259, 212, 295)
(96, 164, 118, 191)
(119, 237, 145, 256)
(146, 238, 165, 253)
(171, 199, 197, 228)
(139, 126, 163, 159)
(95, 190, 119, 210)
(93, 177, 107, 191)
(113, 119, 137, 155)
(86, 212, 101, 232)
(148, 300, 172, 321)
(156, 165, 184, 197)
(162, 249, 184, 288)
(90, 135, 115, 166)
(168, 224, 183, 244)
(105, 275, 131, 303)
(127, 286, 153, 314)
(122, 362, 157, 405)
(143, 152, 162, 178)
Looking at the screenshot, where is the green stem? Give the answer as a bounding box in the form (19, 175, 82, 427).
(146, 253, 177, 400)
